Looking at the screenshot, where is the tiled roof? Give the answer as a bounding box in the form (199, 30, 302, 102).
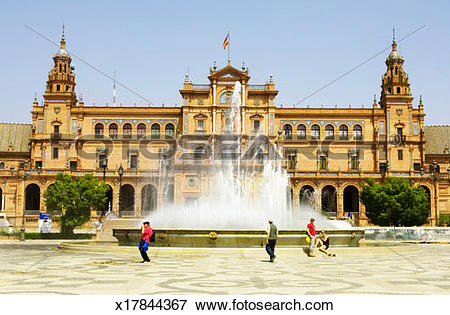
(424, 125, 450, 155)
(0, 123, 32, 153)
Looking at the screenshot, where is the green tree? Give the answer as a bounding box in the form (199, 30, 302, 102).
(360, 177, 430, 226)
(44, 173, 110, 235)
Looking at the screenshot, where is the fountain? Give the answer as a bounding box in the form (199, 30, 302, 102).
(113, 82, 359, 247)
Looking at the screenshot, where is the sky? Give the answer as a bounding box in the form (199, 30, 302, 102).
(0, 0, 449, 125)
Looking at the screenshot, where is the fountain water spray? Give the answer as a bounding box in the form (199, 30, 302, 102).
(144, 81, 350, 229)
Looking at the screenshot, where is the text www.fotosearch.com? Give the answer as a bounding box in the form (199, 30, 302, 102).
(195, 298, 333, 311)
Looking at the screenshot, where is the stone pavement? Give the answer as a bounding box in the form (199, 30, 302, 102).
(0, 241, 449, 295)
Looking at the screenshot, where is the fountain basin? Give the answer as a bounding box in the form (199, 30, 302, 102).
(113, 228, 364, 247)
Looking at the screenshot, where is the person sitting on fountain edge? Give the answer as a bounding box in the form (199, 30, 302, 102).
(306, 218, 316, 257)
(138, 221, 153, 263)
(265, 220, 278, 262)
(316, 231, 336, 257)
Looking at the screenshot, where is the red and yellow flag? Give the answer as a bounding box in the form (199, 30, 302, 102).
(223, 33, 229, 50)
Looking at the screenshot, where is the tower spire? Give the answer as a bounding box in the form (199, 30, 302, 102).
(60, 25, 66, 49)
(391, 26, 397, 52)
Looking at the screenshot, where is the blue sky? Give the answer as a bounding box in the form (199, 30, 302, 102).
(1, 0, 449, 125)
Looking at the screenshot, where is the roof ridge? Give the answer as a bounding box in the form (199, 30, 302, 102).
(0, 122, 32, 126)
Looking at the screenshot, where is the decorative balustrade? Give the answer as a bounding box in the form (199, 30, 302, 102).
(192, 84, 210, 89)
(247, 84, 266, 90)
(119, 211, 135, 217)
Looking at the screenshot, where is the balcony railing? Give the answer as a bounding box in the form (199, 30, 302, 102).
(119, 211, 135, 217)
(247, 84, 266, 90)
(192, 84, 210, 89)
(24, 210, 41, 216)
(51, 133, 61, 140)
(282, 134, 365, 142)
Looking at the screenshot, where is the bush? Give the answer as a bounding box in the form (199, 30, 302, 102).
(360, 177, 430, 227)
(439, 213, 450, 226)
(44, 173, 109, 235)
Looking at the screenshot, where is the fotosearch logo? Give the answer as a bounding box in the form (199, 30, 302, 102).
(46, 132, 396, 162)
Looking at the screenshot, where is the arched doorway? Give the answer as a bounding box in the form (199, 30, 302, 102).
(321, 185, 337, 215)
(419, 185, 431, 217)
(299, 185, 315, 210)
(141, 184, 157, 216)
(25, 184, 40, 214)
(119, 184, 135, 216)
(343, 185, 359, 216)
(98, 185, 113, 216)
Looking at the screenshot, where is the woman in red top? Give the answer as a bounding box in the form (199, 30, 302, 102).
(139, 221, 153, 263)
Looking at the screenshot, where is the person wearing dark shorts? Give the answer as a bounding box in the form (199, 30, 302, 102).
(317, 231, 336, 257)
(265, 220, 278, 262)
(138, 221, 153, 263)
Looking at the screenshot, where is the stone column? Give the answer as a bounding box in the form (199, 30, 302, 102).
(336, 188, 344, 219)
(113, 184, 120, 214)
(314, 188, 321, 213)
(292, 185, 300, 209)
(135, 185, 142, 218)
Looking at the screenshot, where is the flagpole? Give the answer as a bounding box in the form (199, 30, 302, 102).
(228, 32, 230, 64)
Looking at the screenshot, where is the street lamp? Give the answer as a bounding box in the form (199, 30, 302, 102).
(118, 165, 123, 215)
(11, 161, 31, 241)
(101, 158, 108, 181)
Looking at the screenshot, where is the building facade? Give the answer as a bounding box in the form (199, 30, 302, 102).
(0, 31, 449, 228)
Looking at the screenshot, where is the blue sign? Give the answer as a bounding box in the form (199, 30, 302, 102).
(39, 213, 50, 220)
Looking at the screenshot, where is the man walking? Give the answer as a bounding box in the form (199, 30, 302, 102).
(306, 218, 316, 257)
(265, 220, 278, 262)
(138, 221, 153, 263)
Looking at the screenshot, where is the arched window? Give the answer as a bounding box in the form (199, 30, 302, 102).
(137, 123, 146, 138)
(283, 124, 292, 139)
(109, 123, 118, 138)
(325, 125, 334, 140)
(353, 125, 362, 140)
(165, 123, 175, 137)
(339, 125, 348, 140)
(94, 123, 104, 138)
(311, 124, 320, 139)
(297, 124, 306, 139)
(123, 123, 132, 138)
(0, 162, 4, 170)
(151, 123, 160, 139)
(219, 91, 233, 105)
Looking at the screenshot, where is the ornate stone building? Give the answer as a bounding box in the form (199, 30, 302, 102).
(0, 31, 449, 228)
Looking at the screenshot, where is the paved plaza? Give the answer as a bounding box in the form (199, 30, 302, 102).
(0, 241, 449, 295)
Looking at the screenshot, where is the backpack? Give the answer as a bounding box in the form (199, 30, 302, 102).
(150, 231, 156, 243)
